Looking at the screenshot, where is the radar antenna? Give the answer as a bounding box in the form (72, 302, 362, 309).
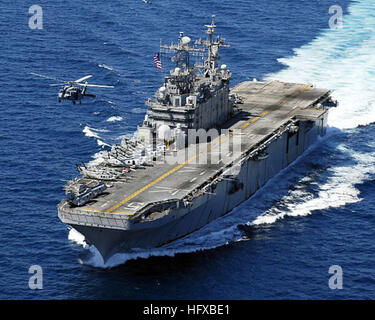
(160, 32, 205, 71)
(195, 15, 230, 77)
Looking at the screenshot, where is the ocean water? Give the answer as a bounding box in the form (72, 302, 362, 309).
(1, 0, 375, 299)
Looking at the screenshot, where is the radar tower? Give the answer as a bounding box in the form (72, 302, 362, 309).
(195, 15, 230, 77)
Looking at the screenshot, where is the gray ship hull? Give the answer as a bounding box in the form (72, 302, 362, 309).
(62, 109, 328, 261)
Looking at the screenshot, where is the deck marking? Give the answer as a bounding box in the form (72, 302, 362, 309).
(154, 186, 174, 190)
(85, 207, 105, 212)
(302, 84, 312, 91)
(171, 189, 180, 196)
(85, 207, 133, 215)
(239, 111, 268, 129)
(112, 211, 134, 215)
(179, 168, 199, 173)
(150, 189, 170, 193)
(104, 110, 269, 214)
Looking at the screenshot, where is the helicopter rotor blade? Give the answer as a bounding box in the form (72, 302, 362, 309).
(30, 72, 66, 83)
(77, 83, 115, 88)
(49, 83, 67, 87)
(74, 75, 93, 83)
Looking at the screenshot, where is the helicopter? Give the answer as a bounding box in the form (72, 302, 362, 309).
(30, 73, 115, 104)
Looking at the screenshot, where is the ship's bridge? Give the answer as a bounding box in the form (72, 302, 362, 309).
(138, 16, 233, 144)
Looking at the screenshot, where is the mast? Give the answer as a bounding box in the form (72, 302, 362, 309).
(160, 32, 205, 71)
(195, 15, 230, 77)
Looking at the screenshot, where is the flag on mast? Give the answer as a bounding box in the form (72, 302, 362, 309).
(153, 53, 162, 70)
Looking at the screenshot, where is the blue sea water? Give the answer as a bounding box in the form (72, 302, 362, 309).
(1, 0, 375, 299)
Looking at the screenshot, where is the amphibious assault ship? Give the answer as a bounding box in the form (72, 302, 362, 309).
(58, 17, 337, 261)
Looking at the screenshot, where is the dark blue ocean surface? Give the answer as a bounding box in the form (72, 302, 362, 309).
(1, 0, 375, 299)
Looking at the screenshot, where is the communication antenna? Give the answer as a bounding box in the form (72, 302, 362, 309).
(195, 15, 230, 77)
(160, 32, 205, 71)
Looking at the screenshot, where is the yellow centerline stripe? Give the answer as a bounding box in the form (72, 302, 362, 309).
(105, 156, 196, 213)
(302, 84, 312, 91)
(104, 110, 269, 214)
(112, 211, 135, 215)
(85, 207, 133, 215)
(239, 111, 268, 129)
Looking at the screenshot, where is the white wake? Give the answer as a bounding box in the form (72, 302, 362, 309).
(82, 125, 110, 146)
(106, 116, 123, 122)
(253, 0, 375, 224)
(265, 0, 375, 129)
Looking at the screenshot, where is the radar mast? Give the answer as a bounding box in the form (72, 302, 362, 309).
(160, 32, 205, 71)
(195, 15, 230, 77)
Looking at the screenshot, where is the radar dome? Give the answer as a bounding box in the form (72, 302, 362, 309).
(158, 124, 172, 141)
(181, 36, 191, 45)
(221, 64, 227, 70)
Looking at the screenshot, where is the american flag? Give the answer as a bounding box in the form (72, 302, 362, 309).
(153, 53, 162, 70)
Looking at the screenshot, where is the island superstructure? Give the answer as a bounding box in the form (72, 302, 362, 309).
(58, 16, 337, 261)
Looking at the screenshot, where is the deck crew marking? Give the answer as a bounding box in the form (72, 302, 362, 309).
(104, 110, 269, 214)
